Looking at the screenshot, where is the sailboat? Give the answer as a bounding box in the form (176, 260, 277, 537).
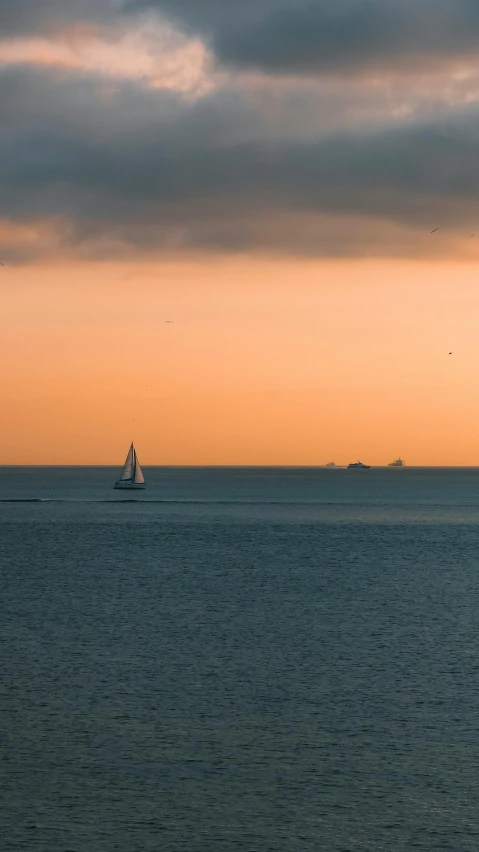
(114, 442, 146, 489)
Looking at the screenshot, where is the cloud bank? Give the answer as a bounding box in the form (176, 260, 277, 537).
(1, 0, 479, 262)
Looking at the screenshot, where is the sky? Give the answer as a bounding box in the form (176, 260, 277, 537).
(2, 0, 479, 464)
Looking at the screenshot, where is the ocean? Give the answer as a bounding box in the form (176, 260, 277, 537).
(2, 466, 479, 851)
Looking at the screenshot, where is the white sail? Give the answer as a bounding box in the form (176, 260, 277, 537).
(133, 453, 145, 484)
(119, 443, 135, 481)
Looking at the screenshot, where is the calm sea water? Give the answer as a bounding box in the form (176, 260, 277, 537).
(2, 467, 479, 851)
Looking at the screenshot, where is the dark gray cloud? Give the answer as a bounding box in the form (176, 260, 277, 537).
(1, 65, 479, 261)
(0, 0, 115, 35)
(128, 0, 479, 75)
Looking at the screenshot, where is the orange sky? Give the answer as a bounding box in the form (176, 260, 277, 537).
(2, 256, 479, 465)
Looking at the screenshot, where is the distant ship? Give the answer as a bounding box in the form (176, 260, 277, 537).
(388, 458, 405, 467)
(325, 462, 337, 468)
(347, 461, 370, 469)
(114, 442, 146, 489)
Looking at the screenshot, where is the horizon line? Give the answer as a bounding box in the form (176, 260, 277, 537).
(1, 464, 479, 469)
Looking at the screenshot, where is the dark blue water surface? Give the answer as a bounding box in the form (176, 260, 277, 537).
(2, 467, 479, 850)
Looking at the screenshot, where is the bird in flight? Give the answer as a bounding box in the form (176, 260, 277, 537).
(449, 352, 452, 355)
(430, 228, 439, 234)
(165, 320, 174, 324)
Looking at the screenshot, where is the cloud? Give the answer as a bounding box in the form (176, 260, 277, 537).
(1, 64, 479, 262)
(0, 0, 116, 35)
(7, 0, 479, 79)
(0, 22, 213, 96)
(129, 0, 479, 76)
(1, 1, 479, 265)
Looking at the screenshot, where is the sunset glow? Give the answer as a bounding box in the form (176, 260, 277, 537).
(2, 258, 479, 465)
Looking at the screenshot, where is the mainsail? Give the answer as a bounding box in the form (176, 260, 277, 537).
(118, 442, 145, 485)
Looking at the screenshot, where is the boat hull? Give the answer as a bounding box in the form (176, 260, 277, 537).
(114, 481, 146, 489)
